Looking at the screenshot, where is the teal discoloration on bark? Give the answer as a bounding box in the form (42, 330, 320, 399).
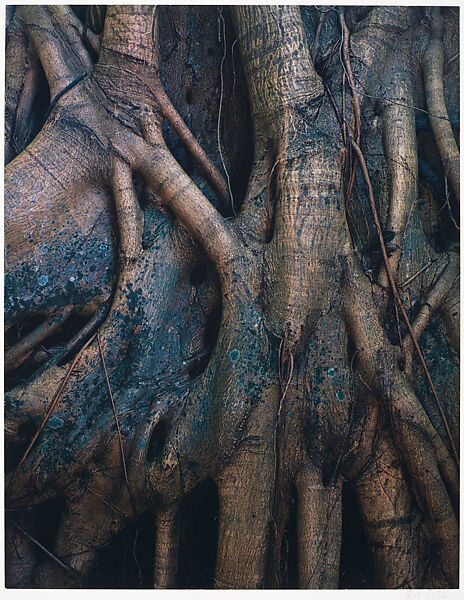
(229, 349, 240, 362)
(48, 415, 64, 429)
(336, 390, 346, 402)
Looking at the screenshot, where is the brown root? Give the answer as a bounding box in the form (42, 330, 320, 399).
(345, 272, 458, 586)
(423, 8, 460, 207)
(350, 139, 458, 467)
(295, 469, 343, 589)
(215, 443, 274, 589)
(402, 252, 459, 373)
(154, 506, 179, 588)
(35, 488, 124, 588)
(17, 6, 92, 98)
(135, 138, 238, 283)
(5, 15, 41, 163)
(354, 427, 429, 588)
(150, 80, 230, 208)
(5, 516, 41, 587)
(378, 60, 417, 285)
(4, 5, 459, 590)
(5, 306, 74, 372)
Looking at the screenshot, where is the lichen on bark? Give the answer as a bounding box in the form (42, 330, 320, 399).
(4, 5, 459, 589)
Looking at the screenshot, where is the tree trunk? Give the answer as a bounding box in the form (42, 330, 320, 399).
(4, 5, 459, 589)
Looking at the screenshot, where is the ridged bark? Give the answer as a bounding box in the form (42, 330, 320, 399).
(5, 5, 459, 589)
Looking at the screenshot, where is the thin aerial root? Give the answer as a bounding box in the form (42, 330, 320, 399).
(5, 515, 40, 587)
(9, 333, 96, 488)
(340, 9, 360, 145)
(275, 335, 294, 465)
(5, 305, 74, 372)
(398, 256, 440, 289)
(86, 486, 128, 518)
(423, 8, 460, 206)
(58, 299, 111, 365)
(9, 519, 80, 581)
(340, 9, 361, 205)
(44, 72, 88, 122)
(97, 332, 133, 507)
(268, 335, 294, 587)
(402, 253, 458, 373)
(217, 9, 235, 213)
(350, 139, 458, 467)
(310, 11, 327, 62)
(154, 507, 179, 588)
(150, 81, 230, 208)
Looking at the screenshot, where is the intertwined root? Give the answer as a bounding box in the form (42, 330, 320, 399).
(5, 5, 459, 589)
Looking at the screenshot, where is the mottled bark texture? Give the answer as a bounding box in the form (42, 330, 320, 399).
(4, 5, 459, 589)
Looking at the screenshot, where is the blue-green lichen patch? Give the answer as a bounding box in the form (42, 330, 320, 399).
(37, 274, 49, 287)
(229, 349, 240, 362)
(327, 367, 336, 378)
(336, 390, 346, 402)
(48, 415, 64, 429)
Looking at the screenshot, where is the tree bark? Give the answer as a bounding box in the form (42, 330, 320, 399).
(4, 5, 459, 589)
